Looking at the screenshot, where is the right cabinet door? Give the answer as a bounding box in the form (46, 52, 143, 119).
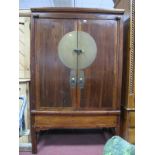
(77, 19, 122, 110)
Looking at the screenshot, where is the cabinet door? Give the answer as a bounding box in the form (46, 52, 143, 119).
(32, 18, 77, 109)
(77, 19, 123, 110)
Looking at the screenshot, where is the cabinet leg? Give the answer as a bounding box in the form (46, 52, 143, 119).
(115, 126, 120, 136)
(115, 116, 121, 136)
(31, 127, 37, 154)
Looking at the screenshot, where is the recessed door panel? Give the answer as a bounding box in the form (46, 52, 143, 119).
(34, 18, 77, 108)
(33, 18, 122, 110)
(77, 19, 120, 110)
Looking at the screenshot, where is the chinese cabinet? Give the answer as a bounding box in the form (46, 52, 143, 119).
(30, 8, 124, 153)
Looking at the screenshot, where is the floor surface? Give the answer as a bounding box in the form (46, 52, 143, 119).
(19, 129, 113, 155)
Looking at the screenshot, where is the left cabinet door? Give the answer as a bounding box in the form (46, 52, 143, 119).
(31, 18, 77, 109)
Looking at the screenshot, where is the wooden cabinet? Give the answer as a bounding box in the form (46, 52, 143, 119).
(114, 0, 135, 144)
(121, 109, 135, 144)
(30, 8, 124, 153)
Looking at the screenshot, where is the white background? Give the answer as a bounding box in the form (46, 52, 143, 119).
(0, 1, 155, 154)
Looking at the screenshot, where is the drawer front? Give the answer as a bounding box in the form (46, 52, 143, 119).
(129, 112, 135, 128)
(34, 115, 118, 128)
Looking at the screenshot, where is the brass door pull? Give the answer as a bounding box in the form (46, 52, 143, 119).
(70, 70, 77, 88)
(78, 70, 85, 88)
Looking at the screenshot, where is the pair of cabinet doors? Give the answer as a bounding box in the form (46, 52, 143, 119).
(31, 17, 122, 111)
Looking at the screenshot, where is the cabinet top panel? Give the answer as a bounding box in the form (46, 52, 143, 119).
(31, 7, 124, 14)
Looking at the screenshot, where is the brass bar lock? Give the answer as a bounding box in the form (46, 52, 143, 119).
(73, 49, 83, 55)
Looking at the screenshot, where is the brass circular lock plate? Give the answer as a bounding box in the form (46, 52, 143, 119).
(58, 31, 97, 69)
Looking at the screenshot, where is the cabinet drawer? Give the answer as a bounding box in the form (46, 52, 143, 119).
(34, 115, 118, 128)
(129, 112, 135, 128)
